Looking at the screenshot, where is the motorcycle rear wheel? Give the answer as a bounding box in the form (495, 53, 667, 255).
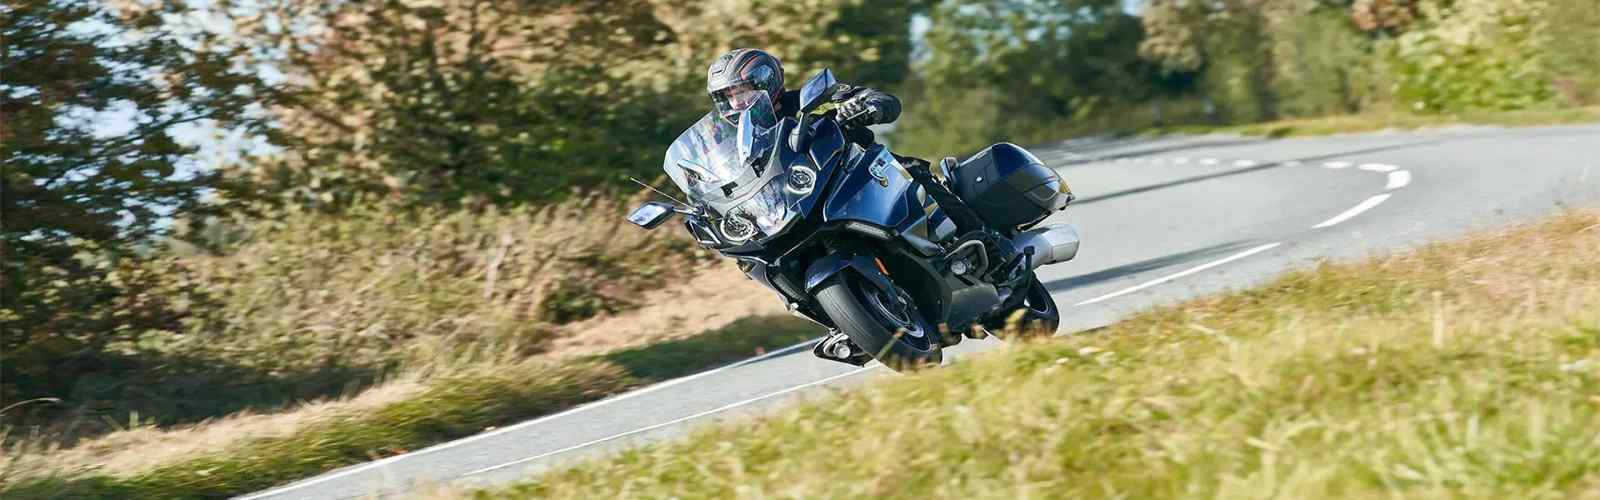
(816, 272, 942, 371)
(984, 275, 1060, 338)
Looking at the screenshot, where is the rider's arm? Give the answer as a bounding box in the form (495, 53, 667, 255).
(837, 84, 901, 125)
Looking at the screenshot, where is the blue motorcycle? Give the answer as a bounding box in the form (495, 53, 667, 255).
(628, 69, 1081, 370)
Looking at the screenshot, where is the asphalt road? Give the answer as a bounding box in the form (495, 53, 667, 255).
(240, 123, 1600, 499)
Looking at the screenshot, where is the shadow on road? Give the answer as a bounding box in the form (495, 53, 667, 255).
(1043, 136, 1274, 165)
(593, 315, 821, 381)
(1043, 240, 1262, 293)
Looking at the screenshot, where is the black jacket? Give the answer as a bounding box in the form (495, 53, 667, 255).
(777, 84, 901, 147)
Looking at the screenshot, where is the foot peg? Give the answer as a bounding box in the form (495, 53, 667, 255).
(813, 331, 872, 366)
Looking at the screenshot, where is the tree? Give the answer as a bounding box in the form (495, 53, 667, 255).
(1, 0, 262, 409)
(209, 0, 926, 208)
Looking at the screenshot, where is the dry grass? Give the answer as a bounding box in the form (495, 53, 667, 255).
(0, 312, 823, 499)
(542, 262, 787, 358)
(472, 210, 1600, 500)
(0, 259, 783, 484)
(5, 192, 710, 440)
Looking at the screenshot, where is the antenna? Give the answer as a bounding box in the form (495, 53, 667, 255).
(629, 177, 691, 207)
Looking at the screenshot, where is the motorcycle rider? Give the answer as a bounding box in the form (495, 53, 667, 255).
(705, 48, 1019, 278)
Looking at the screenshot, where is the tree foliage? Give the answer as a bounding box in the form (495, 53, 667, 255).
(205, 0, 926, 208)
(1, 0, 264, 409)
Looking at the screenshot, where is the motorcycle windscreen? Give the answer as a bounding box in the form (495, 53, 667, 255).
(663, 93, 780, 211)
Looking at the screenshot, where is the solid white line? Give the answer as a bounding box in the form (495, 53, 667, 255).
(235, 336, 822, 499)
(461, 365, 879, 477)
(1322, 161, 1352, 169)
(1312, 194, 1392, 229)
(1358, 163, 1398, 173)
(1386, 170, 1411, 190)
(1074, 242, 1283, 306)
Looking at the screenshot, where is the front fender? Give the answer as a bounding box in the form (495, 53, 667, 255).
(804, 249, 893, 293)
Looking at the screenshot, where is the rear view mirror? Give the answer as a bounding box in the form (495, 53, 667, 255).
(627, 201, 676, 229)
(798, 68, 839, 114)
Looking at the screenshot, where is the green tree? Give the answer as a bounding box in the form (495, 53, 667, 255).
(1, 0, 261, 413)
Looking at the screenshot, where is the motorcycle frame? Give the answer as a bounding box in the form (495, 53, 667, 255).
(706, 113, 1009, 336)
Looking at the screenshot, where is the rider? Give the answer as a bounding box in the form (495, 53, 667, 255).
(705, 48, 1018, 277)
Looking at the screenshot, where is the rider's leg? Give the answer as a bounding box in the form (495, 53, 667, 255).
(897, 155, 1019, 277)
(897, 155, 985, 231)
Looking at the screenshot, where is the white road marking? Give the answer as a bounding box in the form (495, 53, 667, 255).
(1322, 161, 1352, 169)
(460, 365, 879, 478)
(1358, 163, 1398, 173)
(1074, 242, 1283, 306)
(1386, 170, 1412, 190)
(1199, 158, 1219, 165)
(1234, 159, 1259, 167)
(235, 336, 822, 499)
(1171, 157, 1189, 164)
(1312, 194, 1392, 229)
(1284, 160, 1303, 167)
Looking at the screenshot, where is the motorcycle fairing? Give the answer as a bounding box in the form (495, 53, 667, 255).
(822, 145, 924, 230)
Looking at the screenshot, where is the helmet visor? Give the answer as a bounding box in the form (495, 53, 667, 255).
(711, 85, 767, 121)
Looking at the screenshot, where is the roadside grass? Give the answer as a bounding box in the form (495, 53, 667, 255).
(0, 315, 821, 499)
(1144, 106, 1600, 138)
(472, 210, 1600, 499)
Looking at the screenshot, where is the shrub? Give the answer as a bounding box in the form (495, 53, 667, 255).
(1389, 0, 1555, 113)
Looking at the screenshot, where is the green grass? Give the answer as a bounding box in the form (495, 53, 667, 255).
(473, 211, 1600, 499)
(0, 315, 821, 499)
(1144, 106, 1600, 138)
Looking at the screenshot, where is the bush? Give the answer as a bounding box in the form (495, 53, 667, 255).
(1389, 0, 1555, 113)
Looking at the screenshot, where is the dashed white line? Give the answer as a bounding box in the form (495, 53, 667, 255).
(1171, 157, 1189, 164)
(1386, 170, 1411, 190)
(1074, 242, 1283, 306)
(1312, 194, 1392, 229)
(461, 365, 879, 478)
(1234, 159, 1259, 167)
(1199, 158, 1219, 165)
(1358, 163, 1398, 173)
(1323, 161, 1352, 169)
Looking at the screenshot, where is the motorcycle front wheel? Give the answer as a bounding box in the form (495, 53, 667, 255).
(816, 271, 942, 371)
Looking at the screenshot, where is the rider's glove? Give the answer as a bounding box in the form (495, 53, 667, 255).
(836, 93, 879, 127)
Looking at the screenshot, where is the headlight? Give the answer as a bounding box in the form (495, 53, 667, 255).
(721, 177, 793, 242)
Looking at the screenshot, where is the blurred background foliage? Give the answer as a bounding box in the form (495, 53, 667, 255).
(4, 0, 1597, 439)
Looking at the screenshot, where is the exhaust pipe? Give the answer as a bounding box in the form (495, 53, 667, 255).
(1015, 224, 1081, 270)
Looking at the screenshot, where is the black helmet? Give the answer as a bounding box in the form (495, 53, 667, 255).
(707, 48, 784, 120)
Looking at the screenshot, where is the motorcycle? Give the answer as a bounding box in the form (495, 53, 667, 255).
(626, 69, 1081, 370)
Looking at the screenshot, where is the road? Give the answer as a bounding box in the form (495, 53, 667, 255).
(240, 123, 1600, 499)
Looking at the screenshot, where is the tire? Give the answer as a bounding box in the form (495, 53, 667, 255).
(984, 275, 1060, 339)
(815, 271, 942, 371)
